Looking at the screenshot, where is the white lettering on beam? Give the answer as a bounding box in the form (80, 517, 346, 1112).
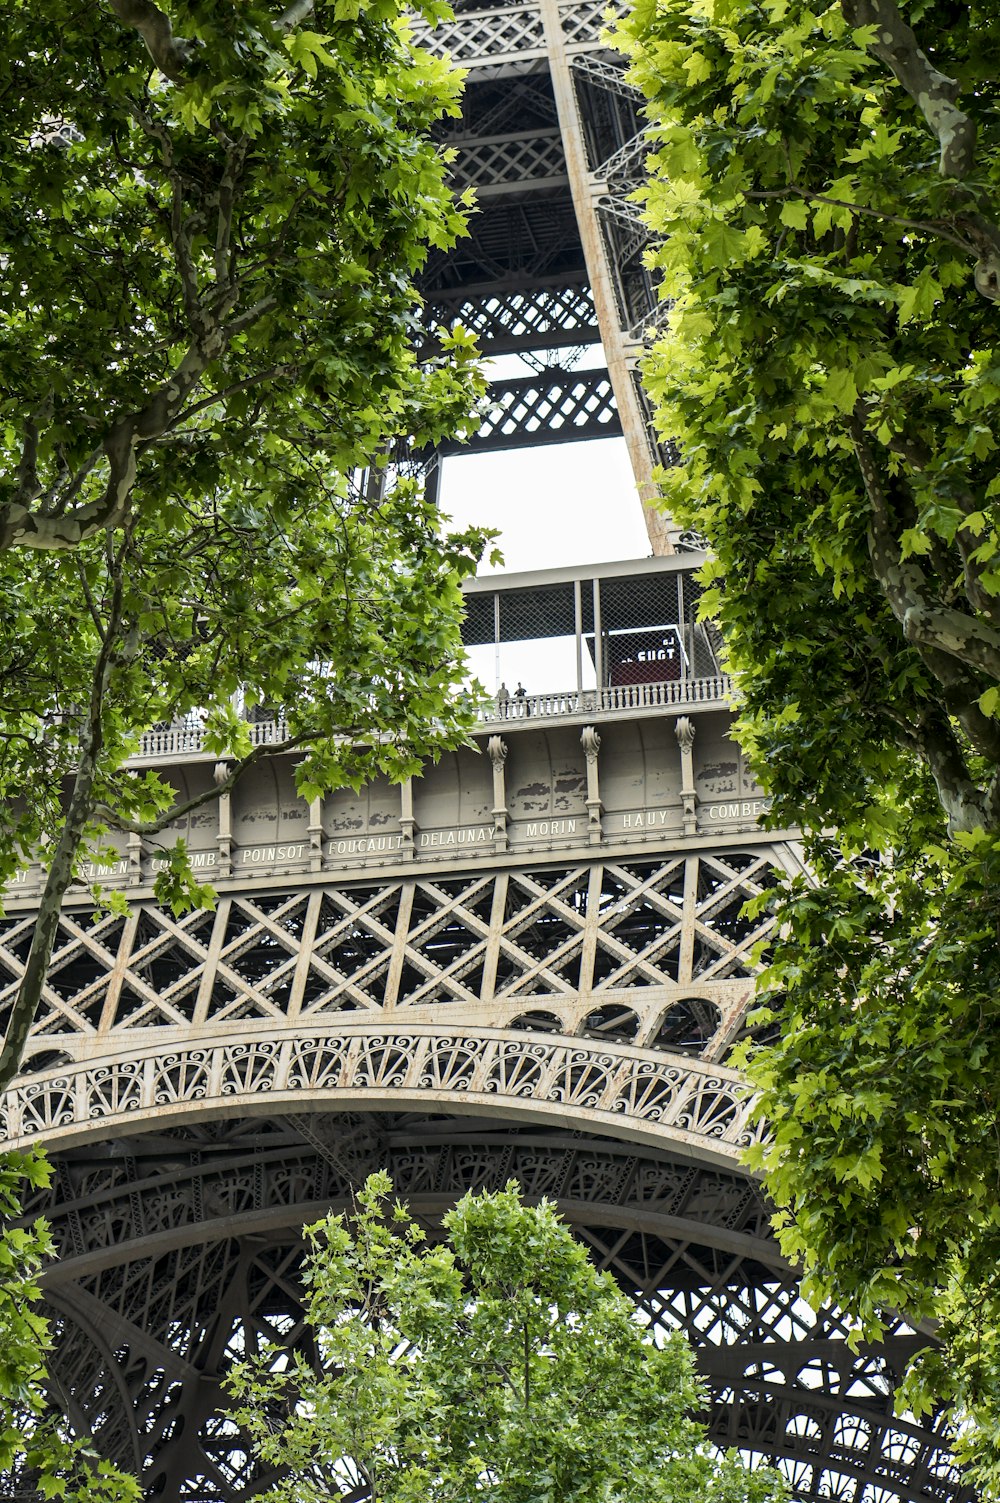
(79, 861, 129, 879)
(706, 801, 764, 821)
(333, 835, 406, 856)
(419, 827, 492, 848)
(622, 811, 670, 829)
(239, 844, 307, 864)
(524, 820, 577, 838)
(151, 852, 217, 871)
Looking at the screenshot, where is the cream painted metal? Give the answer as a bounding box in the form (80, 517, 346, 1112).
(2, 1024, 762, 1165)
(130, 675, 734, 764)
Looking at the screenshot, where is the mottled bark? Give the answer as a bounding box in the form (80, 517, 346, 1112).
(105, 0, 195, 83)
(851, 415, 1000, 832)
(841, 0, 1000, 299)
(841, 0, 975, 178)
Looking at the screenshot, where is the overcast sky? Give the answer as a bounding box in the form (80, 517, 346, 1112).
(438, 435, 652, 577)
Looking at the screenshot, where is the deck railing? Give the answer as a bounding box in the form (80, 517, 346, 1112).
(136, 716, 291, 762)
(485, 676, 732, 722)
(132, 675, 732, 761)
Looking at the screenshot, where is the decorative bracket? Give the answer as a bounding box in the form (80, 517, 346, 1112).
(674, 717, 698, 836)
(488, 736, 509, 852)
(213, 761, 233, 878)
(399, 777, 417, 857)
(308, 796, 324, 873)
(581, 726, 603, 845)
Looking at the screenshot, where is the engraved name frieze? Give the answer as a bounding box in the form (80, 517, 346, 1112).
(704, 799, 769, 822)
(78, 860, 129, 881)
(151, 851, 217, 871)
(236, 842, 308, 864)
(327, 826, 494, 858)
(518, 818, 578, 838)
(620, 810, 672, 829)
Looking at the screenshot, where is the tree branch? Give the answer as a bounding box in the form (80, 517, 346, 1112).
(0, 532, 136, 1093)
(0, 288, 278, 553)
(881, 429, 1000, 630)
(744, 183, 976, 256)
(897, 706, 991, 834)
(214, 140, 247, 288)
(853, 415, 1000, 686)
(278, 0, 315, 29)
(839, 0, 1000, 297)
(105, 0, 196, 83)
(841, 0, 976, 179)
(170, 367, 291, 430)
(15, 398, 52, 506)
(92, 734, 307, 836)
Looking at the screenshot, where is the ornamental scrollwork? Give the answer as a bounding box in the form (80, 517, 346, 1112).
(0, 1027, 755, 1163)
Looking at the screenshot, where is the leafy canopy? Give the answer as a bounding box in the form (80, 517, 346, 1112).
(614, 0, 1000, 1484)
(226, 1173, 784, 1503)
(0, 0, 493, 1089)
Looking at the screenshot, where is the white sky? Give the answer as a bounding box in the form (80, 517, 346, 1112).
(438, 435, 651, 576)
(439, 437, 653, 692)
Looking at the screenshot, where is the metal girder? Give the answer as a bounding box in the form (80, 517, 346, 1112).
(404, 4, 674, 549)
(441, 365, 622, 452)
(425, 279, 600, 354)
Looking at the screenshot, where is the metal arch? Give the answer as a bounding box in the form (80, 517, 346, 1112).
(0, 1023, 763, 1166)
(26, 1113, 970, 1503)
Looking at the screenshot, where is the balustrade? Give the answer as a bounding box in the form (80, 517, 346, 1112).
(130, 677, 733, 761)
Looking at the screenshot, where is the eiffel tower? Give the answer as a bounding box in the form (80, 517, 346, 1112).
(0, 5, 967, 1501)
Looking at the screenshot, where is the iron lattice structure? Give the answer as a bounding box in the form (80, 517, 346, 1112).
(410, 0, 677, 548)
(0, 553, 971, 1503)
(0, 11, 971, 1502)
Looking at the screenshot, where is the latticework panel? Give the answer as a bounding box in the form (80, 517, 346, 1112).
(28, 1113, 969, 1503)
(558, 0, 627, 46)
(409, 4, 546, 67)
(425, 281, 599, 353)
(4, 852, 779, 1067)
(449, 127, 567, 193)
(441, 366, 621, 451)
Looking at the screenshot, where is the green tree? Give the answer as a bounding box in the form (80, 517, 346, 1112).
(0, 0, 491, 1090)
(225, 1173, 783, 1503)
(0, 1151, 138, 1501)
(613, 0, 1000, 1483)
